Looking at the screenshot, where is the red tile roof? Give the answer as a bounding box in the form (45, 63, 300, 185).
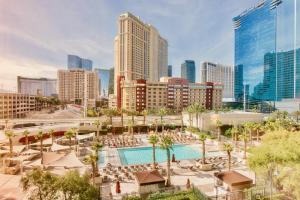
(134, 170, 165, 186)
(214, 171, 253, 186)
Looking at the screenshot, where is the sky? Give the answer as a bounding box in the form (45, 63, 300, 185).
(0, 0, 258, 90)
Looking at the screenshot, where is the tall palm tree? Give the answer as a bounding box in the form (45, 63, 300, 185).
(91, 142, 103, 174)
(231, 126, 240, 148)
(239, 131, 249, 159)
(64, 129, 75, 150)
(243, 122, 254, 144)
(49, 129, 55, 145)
(186, 105, 194, 127)
(93, 120, 101, 139)
(216, 119, 222, 141)
(84, 154, 98, 185)
(191, 103, 205, 129)
(4, 129, 14, 157)
(120, 108, 126, 127)
(35, 130, 44, 165)
(148, 134, 159, 169)
(197, 132, 209, 164)
(252, 123, 262, 142)
(154, 119, 158, 133)
(127, 119, 134, 139)
(157, 108, 168, 131)
(102, 108, 118, 125)
(223, 143, 233, 171)
(127, 110, 139, 125)
(160, 134, 174, 186)
(142, 109, 148, 125)
(23, 130, 30, 150)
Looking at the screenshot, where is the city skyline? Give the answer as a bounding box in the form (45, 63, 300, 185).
(0, 0, 258, 89)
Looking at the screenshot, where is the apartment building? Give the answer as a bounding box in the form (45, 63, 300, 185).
(0, 93, 37, 119)
(57, 69, 99, 107)
(118, 77, 223, 112)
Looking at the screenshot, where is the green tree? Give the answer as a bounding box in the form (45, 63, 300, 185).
(21, 168, 59, 200)
(186, 105, 194, 127)
(191, 103, 205, 129)
(49, 129, 55, 145)
(64, 129, 75, 150)
(231, 126, 240, 148)
(197, 132, 210, 164)
(141, 109, 148, 125)
(160, 134, 174, 186)
(35, 130, 44, 165)
(91, 142, 102, 174)
(216, 119, 222, 141)
(84, 154, 98, 185)
(148, 134, 159, 169)
(23, 129, 30, 150)
(239, 131, 249, 159)
(4, 129, 14, 157)
(93, 119, 101, 139)
(293, 110, 300, 123)
(157, 108, 168, 131)
(223, 143, 233, 171)
(102, 108, 118, 125)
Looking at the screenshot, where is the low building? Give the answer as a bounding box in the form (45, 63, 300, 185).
(134, 170, 165, 194)
(117, 76, 223, 112)
(17, 76, 57, 97)
(0, 93, 37, 119)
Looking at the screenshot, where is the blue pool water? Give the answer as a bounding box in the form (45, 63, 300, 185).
(118, 145, 217, 165)
(98, 151, 105, 165)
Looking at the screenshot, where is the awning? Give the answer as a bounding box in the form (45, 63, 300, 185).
(2, 145, 26, 154)
(47, 151, 85, 168)
(51, 143, 70, 152)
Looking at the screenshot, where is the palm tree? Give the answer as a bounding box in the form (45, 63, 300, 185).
(243, 122, 254, 144)
(84, 154, 98, 185)
(223, 143, 233, 171)
(293, 111, 300, 122)
(49, 129, 55, 145)
(216, 119, 222, 141)
(127, 119, 134, 139)
(93, 120, 101, 139)
(4, 129, 14, 157)
(239, 131, 249, 159)
(23, 130, 30, 150)
(148, 134, 159, 169)
(154, 119, 158, 133)
(35, 130, 44, 165)
(191, 103, 205, 129)
(180, 113, 184, 133)
(157, 108, 168, 131)
(231, 126, 240, 148)
(186, 105, 194, 127)
(64, 129, 75, 150)
(142, 109, 148, 125)
(127, 110, 139, 125)
(102, 108, 118, 125)
(160, 134, 174, 186)
(197, 132, 209, 164)
(252, 123, 262, 142)
(91, 142, 103, 174)
(120, 108, 126, 127)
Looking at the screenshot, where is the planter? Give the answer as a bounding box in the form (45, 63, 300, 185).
(198, 163, 213, 171)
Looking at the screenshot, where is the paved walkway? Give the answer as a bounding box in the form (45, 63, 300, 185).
(0, 174, 25, 200)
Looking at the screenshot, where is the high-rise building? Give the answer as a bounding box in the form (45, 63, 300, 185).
(233, 0, 300, 103)
(200, 62, 234, 100)
(67, 55, 93, 71)
(108, 68, 114, 95)
(168, 65, 172, 77)
(57, 69, 99, 107)
(17, 76, 57, 97)
(181, 60, 196, 83)
(94, 68, 111, 98)
(114, 12, 168, 93)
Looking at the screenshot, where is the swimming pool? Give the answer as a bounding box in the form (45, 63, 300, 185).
(118, 144, 219, 165)
(98, 151, 106, 166)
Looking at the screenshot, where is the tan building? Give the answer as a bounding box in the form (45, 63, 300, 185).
(0, 93, 37, 119)
(108, 94, 117, 109)
(114, 12, 168, 94)
(119, 77, 223, 112)
(57, 69, 99, 107)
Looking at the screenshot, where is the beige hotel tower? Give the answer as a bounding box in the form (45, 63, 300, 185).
(114, 12, 168, 94)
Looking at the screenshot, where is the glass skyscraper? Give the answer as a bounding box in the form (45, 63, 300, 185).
(181, 60, 195, 83)
(68, 55, 93, 71)
(168, 65, 172, 77)
(234, 0, 299, 103)
(94, 68, 111, 97)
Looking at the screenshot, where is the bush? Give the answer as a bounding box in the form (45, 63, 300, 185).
(185, 127, 200, 133)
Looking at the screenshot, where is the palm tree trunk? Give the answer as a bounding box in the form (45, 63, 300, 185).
(202, 141, 205, 164)
(188, 113, 192, 127)
(228, 153, 231, 171)
(40, 140, 43, 165)
(143, 115, 146, 125)
(152, 144, 156, 169)
(9, 138, 13, 157)
(121, 113, 124, 127)
(92, 162, 96, 185)
(244, 140, 247, 159)
(166, 149, 171, 186)
(69, 138, 72, 150)
(256, 130, 259, 142)
(218, 128, 221, 141)
(196, 114, 199, 128)
(26, 136, 29, 150)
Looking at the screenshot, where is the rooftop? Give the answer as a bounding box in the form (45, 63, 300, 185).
(134, 170, 165, 186)
(214, 171, 253, 186)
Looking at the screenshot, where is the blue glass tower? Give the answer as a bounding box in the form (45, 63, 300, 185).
(67, 55, 93, 71)
(234, 0, 299, 103)
(168, 65, 172, 77)
(94, 68, 110, 97)
(181, 60, 195, 83)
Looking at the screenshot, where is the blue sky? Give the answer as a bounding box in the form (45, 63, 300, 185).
(0, 0, 258, 90)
